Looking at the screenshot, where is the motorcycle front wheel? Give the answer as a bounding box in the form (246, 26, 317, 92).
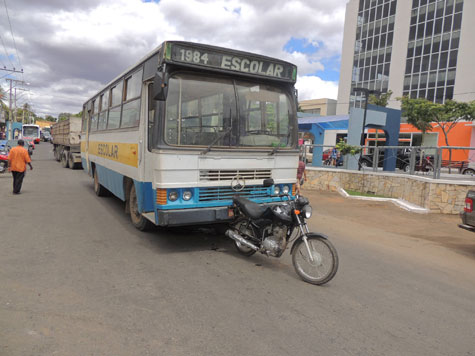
(232, 219, 257, 257)
(292, 235, 338, 285)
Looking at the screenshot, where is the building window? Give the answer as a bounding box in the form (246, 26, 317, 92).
(403, 0, 463, 103)
(350, 0, 398, 109)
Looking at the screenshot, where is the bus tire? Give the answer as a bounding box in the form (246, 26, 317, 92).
(61, 152, 70, 168)
(93, 168, 108, 197)
(129, 183, 153, 231)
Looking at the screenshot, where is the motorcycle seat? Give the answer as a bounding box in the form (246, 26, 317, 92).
(233, 196, 266, 219)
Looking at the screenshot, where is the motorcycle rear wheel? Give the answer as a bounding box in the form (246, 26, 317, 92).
(232, 219, 257, 257)
(292, 236, 338, 285)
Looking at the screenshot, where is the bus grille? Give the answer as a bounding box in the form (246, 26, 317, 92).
(199, 169, 272, 181)
(199, 185, 269, 202)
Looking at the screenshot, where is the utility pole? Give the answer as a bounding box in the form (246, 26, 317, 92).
(8, 79, 12, 139)
(5, 79, 27, 139)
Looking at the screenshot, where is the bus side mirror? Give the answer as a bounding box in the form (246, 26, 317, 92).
(153, 71, 169, 101)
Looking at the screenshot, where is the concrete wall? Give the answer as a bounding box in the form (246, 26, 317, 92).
(304, 167, 474, 214)
(323, 129, 347, 147)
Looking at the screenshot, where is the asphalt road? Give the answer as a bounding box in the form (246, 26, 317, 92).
(1, 143, 475, 356)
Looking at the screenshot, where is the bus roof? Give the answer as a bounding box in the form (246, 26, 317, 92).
(86, 41, 297, 105)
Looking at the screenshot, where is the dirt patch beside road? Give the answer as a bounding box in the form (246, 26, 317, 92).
(303, 189, 475, 279)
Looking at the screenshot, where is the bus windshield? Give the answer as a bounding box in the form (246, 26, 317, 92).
(163, 73, 295, 148)
(23, 126, 39, 137)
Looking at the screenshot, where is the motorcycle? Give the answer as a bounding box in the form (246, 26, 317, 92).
(225, 179, 339, 285)
(0, 150, 8, 173)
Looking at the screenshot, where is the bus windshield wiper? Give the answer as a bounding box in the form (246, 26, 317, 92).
(201, 127, 232, 155)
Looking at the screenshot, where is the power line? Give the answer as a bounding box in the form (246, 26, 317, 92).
(3, 0, 22, 77)
(0, 33, 14, 68)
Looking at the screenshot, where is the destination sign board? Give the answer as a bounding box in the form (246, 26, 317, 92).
(165, 43, 297, 82)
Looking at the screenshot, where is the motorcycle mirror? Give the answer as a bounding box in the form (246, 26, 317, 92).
(263, 178, 274, 187)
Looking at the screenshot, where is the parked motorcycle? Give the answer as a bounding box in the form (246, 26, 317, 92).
(225, 179, 339, 285)
(0, 150, 8, 173)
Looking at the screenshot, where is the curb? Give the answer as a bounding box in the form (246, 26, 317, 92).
(337, 188, 429, 214)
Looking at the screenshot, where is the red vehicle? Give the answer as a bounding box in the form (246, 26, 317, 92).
(0, 151, 8, 173)
(322, 148, 332, 161)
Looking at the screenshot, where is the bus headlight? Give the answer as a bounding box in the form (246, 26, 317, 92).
(302, 205, 312, 218)
(273, 186, 281, 195)
(282, 185, 290, 194)
(168, 190, 178, 202)
(183, 190, 193, 201)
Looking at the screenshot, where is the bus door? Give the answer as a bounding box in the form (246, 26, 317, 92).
(144, 81, 156, 179)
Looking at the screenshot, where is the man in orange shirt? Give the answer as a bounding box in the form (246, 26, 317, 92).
(8, 139, 33, 194)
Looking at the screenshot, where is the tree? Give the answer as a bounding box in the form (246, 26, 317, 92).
(58, 112, 72, 121)
(45, 115, 57, 122)
(399, 96, 475, 171)
(368, 90, 393, 107)
(399, 97, 475, 146)
(0, 87, 6, 106)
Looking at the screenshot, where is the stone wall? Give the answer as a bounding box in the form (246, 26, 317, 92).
(305, 167, 475, 214)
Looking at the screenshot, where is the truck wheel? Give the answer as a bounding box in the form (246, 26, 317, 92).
(129, 183, 153, 231)
(61, 152, 70, 168)
(69, 154, 76, 169)
(93, 169, 108, 197)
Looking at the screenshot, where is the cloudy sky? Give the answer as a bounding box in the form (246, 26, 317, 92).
(0, 0, 347, 117)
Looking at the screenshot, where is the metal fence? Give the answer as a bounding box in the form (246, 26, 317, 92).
(302, 144, 475, 180)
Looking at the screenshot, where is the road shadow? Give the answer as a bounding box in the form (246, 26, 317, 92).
(78, 179, 308, 282)
(445, 242, 475, 259)
(79, 179, 236, 253)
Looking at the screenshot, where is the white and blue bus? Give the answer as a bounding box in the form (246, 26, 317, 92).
(22, 124, 41, 144)
(81, 41, 299, 230)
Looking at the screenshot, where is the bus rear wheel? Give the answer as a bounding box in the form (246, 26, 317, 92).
(93, 169, 108, 197)
(129, 183, 153, 231)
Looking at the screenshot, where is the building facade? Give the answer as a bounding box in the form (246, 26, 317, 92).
(337, 0, 475, 115)
(299, 98, 337, 116)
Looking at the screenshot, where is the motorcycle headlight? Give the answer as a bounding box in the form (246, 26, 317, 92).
(273, 186, 280, 195)
(302, 205, 312, 219)
(282, 185, 290, 194)
(168, 190, 178, 202)
(182, 190, 192, 201)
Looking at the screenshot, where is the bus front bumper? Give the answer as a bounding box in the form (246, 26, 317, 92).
(156, 206, 233, 227)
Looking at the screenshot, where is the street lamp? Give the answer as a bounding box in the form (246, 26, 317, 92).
(353, 87, 380, 170)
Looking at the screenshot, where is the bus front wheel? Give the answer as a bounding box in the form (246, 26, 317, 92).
(129, 184, 153, 231)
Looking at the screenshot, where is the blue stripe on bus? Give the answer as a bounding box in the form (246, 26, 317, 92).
(153, 186, 293, 210)
(134, 180, 154, 213)
(92, 164, 154, 213)
(95, 164, 126, 201)
(81, 158, 88, 173)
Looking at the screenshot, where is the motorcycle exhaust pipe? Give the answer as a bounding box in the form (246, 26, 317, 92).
(225, 229, 259, 251)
